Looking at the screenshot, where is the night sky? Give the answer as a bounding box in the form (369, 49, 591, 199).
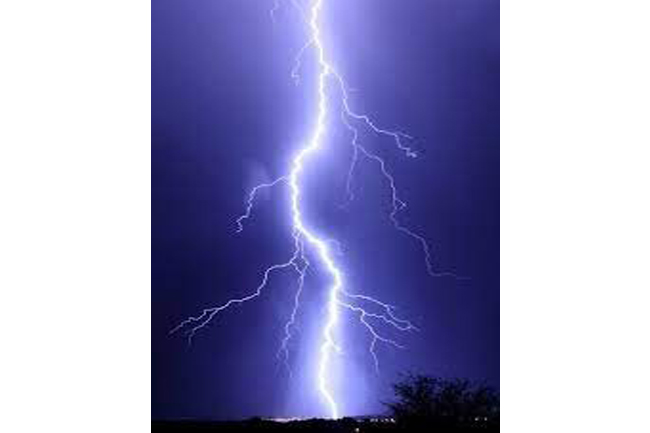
(153, 0, 499, 421)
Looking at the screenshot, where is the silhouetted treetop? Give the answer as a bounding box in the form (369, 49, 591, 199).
(386, 373, 499, 430)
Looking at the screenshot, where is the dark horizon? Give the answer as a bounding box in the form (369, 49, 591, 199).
(153, 0, 499, 420)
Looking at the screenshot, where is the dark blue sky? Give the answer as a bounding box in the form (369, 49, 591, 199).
(153, 0, 499, 420)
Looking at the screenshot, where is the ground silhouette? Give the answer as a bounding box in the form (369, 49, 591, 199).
(153, 375, 499, 432)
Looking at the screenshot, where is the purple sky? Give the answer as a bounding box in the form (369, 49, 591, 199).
(153, 0, 499, 420)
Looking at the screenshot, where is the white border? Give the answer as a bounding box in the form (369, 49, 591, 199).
(0, 0, 150, 431)
(502, 0, 650, 431)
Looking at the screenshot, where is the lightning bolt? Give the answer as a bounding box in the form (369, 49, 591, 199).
(171, 0, 460, 419)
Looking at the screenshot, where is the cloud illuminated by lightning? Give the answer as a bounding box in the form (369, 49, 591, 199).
(172, 0, 459, 419)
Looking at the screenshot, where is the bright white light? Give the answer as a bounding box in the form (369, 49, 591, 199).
(171, 0, 457, 419)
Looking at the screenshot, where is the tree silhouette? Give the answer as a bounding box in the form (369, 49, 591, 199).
(386, 373, 499, 430)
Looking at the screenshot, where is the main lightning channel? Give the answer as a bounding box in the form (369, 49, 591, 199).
(286, 0, 342, 418)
